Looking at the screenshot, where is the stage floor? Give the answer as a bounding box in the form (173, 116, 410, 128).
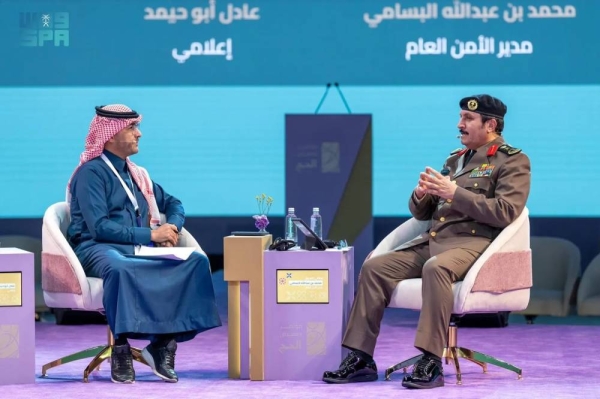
(3, 270, 599, 399)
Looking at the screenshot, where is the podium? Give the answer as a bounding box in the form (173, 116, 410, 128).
(0, 248, 35, 386)
(224, 236, 354, 380)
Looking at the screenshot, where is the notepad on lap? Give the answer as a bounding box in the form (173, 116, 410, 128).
(134, 245, 196, 261)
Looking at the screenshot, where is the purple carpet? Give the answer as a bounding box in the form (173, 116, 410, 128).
(2, 270, 599, 399)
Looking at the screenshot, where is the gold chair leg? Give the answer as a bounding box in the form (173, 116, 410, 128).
(131, 346, 149, 366)
(449, 347, 462, 385)
(442, 347, 451, 365)
(41, 325, 150, 382)
(83, 345, 112, 382)
(41, 345, 109, 377)
(456, 348, 487, 373)
(384, 354, 423, 381)
(385, 321, 523, 385)
(457, 347, 522, 379)
(443, 346, 464, 385)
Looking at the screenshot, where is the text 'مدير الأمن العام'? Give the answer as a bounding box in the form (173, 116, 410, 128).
(404, 36, 534, 61)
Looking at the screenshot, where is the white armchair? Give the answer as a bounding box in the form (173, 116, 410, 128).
(371, 207, 532, 385)
(577, 253, 600, 316)
(40, 201, 203, 382)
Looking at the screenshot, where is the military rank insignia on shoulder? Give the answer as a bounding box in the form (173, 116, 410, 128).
(497, 144, 522, 155)
(450, 147, 466, 156)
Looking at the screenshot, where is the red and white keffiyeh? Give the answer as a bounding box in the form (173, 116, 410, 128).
(66, 104, 161, 227)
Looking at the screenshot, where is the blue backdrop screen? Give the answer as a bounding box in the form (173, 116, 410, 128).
(0, 0, 597, 217)
(1, 0, 598, 85)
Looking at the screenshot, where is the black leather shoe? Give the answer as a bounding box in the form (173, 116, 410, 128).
(401, 355, 444, 389)
(111, 344, 135, 384)
(323, 351, 360, 380)
(322, 351, 378, 383)
(142, 339, 178, 382)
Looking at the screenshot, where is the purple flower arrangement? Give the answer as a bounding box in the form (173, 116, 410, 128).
(253, 214, 269, 231)
(253, 193, 273, 232)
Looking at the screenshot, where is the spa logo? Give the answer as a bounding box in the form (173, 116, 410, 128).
(19, 12, 70, 47)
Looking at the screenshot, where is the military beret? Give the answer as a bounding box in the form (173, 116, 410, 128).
(459, 94, 507, 119)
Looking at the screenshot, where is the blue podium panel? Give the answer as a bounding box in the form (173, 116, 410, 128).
(285, 114, 372, 283)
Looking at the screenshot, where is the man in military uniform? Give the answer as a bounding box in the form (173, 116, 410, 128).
(322, 94, 531, 389)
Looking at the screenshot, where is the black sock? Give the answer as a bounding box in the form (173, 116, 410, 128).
(151, 334, 175, 348)
(422, 350, 441, 362)
(114, 336, 128, 346)
(354, 349, 374, 363)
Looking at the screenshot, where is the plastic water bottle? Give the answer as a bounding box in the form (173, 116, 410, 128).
(285, 207, 298, 242)
(310, 207, 323, 239)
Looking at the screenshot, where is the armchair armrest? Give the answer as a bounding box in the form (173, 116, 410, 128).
(370, 218, 431, 258)
(455, 207, 531, 311)
(41, 203, 90, 298)
(563, 253, 581, 316)
(159, 213, 205, 256)
(577, 254, 600, 307)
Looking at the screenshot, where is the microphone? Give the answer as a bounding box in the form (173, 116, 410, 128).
(456, 135, 461, 138)
(333, 82, 352, 114)
(314, 82, 332, 114)
(441, 168, 450, 176)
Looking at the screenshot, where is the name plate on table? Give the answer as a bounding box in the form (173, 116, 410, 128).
(0, 272, 22, 307)
(277, 270, 329, 304)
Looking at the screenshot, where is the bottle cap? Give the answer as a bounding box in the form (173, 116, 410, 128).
(288, 207, 295, 212)
(313, 207, 319, 212)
